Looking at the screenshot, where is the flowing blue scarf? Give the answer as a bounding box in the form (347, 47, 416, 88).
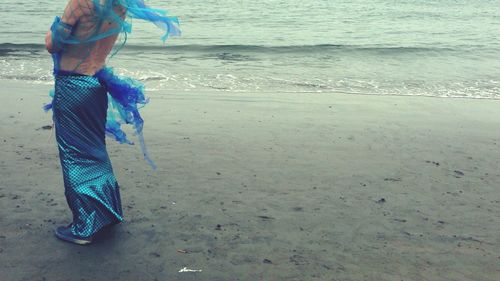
(44, 0, 180, 169)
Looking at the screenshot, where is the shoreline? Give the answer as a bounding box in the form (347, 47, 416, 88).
(4, 78, 500, 101)
(1, 79, 499, 281)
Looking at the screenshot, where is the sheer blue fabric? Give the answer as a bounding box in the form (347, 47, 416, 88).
(44, 0, 180, 169)
(50, 0, 180, 48)
(96, 67, 157, 169)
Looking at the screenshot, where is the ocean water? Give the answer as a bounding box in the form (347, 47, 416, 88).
(1, 0, 500, 98)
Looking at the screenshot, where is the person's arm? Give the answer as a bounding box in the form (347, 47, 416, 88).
(45, 30, 55, 53)
(45, 0, 89, 53)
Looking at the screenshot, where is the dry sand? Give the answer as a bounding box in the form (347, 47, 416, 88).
(0, 80, 499, 281)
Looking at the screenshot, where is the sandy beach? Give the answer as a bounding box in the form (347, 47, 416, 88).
(0, 80, 499, 281)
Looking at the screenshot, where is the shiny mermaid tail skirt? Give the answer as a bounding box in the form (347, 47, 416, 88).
(53, 73, 123, 238)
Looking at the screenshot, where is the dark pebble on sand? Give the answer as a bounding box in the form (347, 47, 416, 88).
(454, 170, 464, 177)
(257, 215, 274, 220)
(376, 198, 386, 203)
(149, 252, 161, 258)
(215, 224, 222, 230)
(263, 259, 272, 264)
(384, 177, 401, 182)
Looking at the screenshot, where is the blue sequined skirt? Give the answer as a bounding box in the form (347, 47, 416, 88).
(53, 72, 123, 238)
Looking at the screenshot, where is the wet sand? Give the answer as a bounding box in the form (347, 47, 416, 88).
(1, 80, 499, 281)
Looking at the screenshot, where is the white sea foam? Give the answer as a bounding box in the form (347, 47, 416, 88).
(1, 0, 500, 99)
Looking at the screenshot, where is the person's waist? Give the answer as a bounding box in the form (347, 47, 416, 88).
(55, 62, 107, 77)
(55, 67, 108, 78)
(56, 69, 90, 77)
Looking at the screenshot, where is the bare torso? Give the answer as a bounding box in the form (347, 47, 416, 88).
(56, 0, 126, 75)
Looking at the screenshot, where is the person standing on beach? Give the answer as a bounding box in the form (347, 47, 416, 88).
(44, 0, 180, 245)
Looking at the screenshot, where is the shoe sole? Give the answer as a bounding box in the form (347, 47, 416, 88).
(55, 231, 92, 245)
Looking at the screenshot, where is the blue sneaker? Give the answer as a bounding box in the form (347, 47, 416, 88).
(54, 225, 93, 245)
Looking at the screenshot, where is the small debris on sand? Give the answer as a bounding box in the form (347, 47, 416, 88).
(454, 170, 464, 178)
(149, 252, 161, 258)
(179, 267, 202, 273)
(425, 160, 440, 166)
(40, 125, 53, 130)
(384, 177, 401, 182)
(257, 215, 274, 220)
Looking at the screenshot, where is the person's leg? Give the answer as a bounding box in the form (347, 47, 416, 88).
(53, 74, 123, 244)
